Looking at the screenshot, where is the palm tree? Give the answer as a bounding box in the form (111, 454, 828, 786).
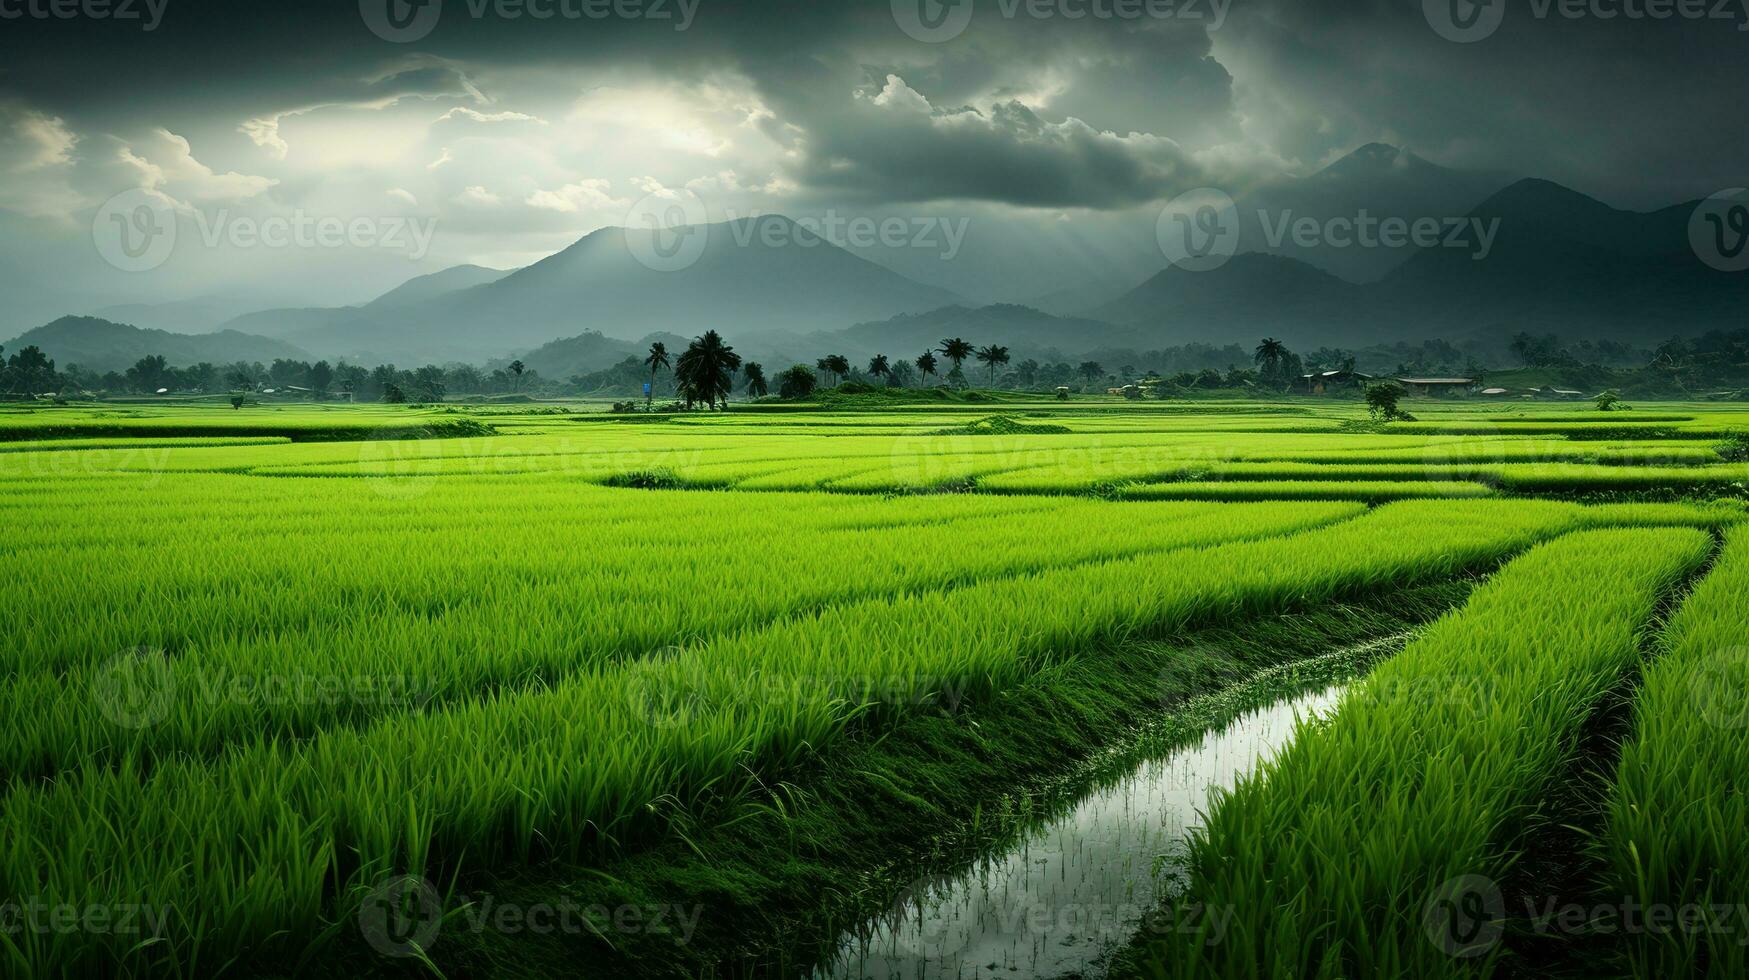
(974, 345, 1010, 387)
(674, 331, 742, 410)
(815, 357, 833, 385)
(825, 354, 851, 387)
(867, 355, 891, 386)
(1078, 361, 1104, 384)
(644, 342, 671, 406)
(743, 362, 768, 398)
(1254, 338, 1288, 388)
(915, 351, 939, 386)
(938, 338, 974, 374)
(509, 360, 526, 392)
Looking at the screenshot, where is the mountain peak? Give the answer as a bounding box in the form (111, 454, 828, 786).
(1315, 143, 1435, 180)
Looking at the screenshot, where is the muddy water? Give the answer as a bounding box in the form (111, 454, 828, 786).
(815, 687, 1344, 980)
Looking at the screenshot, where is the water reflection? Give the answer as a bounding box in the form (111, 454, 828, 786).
(817, 688, 1342, 980)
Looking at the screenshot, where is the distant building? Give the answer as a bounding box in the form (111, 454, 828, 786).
(1534, 386, 1586, 400)
(1479, 387, 1511, 397)
(1301, 370, 1372, 395)
(1396, 377, 1477, 397)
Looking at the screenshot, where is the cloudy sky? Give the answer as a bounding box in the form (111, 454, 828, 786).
(1, 0, 1745, 317)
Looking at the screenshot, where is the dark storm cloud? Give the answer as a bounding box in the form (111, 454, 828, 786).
(0, 0, 1746, 209)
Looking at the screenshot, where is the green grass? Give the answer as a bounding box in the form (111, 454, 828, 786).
(1600, 524, 1749, 976)
(0, 399, 1746, 976)
(1134, 527, 1714, 979)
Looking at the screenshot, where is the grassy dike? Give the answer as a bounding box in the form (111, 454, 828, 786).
(301, 581, 1478, 979)
(1115, 527, 1716, 980)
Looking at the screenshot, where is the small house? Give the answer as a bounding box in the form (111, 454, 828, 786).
(1302, 370, 1372, 395)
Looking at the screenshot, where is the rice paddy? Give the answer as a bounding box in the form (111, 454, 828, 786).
(3, 397, 1747, 978)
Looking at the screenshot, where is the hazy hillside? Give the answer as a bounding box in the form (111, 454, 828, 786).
(837, 304, 1136, 360)
(1236, 144, 1512, 284)
(364, 264, 511, 310)
(5, 316, 310, 373)
(1092, 253, 1369, 348)
(1373, 178, 1745, 341)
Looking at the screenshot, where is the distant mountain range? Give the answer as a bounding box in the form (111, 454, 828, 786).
(204, 216, 961, 364)
(5, 316, 309, 373)
(9, 148, 1744, 372)
(1089, 177, 1746, 349)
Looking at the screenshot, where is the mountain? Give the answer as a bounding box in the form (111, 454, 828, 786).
(1091, 253, 1369, 348)
(244, 216, 963, 364)
(1093, 179, 1746, 350)
(1233, 143, 1512, 284)
(6, 316, 310, 373)
(837, 304, 1136, 360)
(88, 294, 286, 334)
(517, 330, 674, 379)
(363, 264, 511, 310)
(1373, 178, 1746, 342)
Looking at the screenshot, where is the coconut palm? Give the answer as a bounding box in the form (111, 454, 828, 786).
(974, 345, 1010, 387)
(743, 362, 768, 398)
(938, 338, 974, 374)
(674, 330, 742, 410)
(644, 342, 671, 405)
(825, 354, 851, 386)
(915, 350, 939, 386)
(867, 355, 892, 385)
(1254, 338, 1288, 385)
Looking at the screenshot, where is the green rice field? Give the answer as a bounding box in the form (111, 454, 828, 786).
(4, 397, 1748, 978)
